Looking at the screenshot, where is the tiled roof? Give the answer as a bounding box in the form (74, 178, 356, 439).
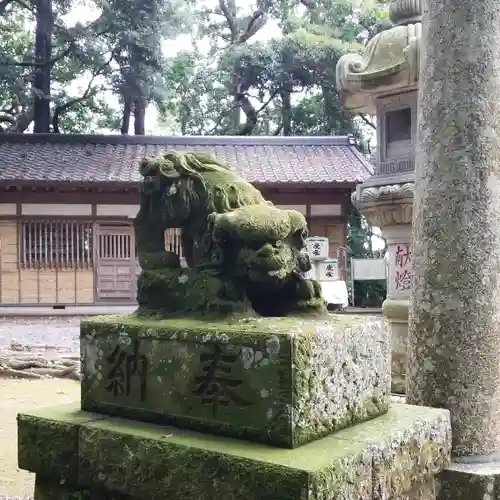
(0, 134, 374, 186)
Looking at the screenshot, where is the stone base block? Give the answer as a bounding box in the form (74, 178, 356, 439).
(382, 298, 408, 395)
(18, 403, 451, 500)
(80, 314, 390, 448)
(438, 462, 500, 499)
(33, 475, 131, 499)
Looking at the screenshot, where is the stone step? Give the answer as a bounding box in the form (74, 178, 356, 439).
(80, 314, 390, 448)
(17, 402, 451, 500)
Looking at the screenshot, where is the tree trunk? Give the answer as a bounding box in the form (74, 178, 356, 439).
(280, 89, 292, 136)
(120, 97, 132, 134)
(231, 73, 240, 133)
(321, 86, 337, 135)
(133, 98, 146, 135)
(236, 94, 258, 135)
(33, 0, 52, 133)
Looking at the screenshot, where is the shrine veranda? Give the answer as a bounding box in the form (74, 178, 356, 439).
(17, 313, 452, 499)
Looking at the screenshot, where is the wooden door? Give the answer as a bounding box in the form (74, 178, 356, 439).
(96, 224, 136, 302)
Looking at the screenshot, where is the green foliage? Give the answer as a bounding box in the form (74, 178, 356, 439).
(159, 0, 389, 137)
(347, 204, 387, 307)
(0, 0, 389, 135)
(0, 0, 192, 133)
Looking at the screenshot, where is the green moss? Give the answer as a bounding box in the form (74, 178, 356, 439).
(136, 268, 253, 317)
(213, 203, 303, 242)
(17, 404, 104, 481)
(18, 404, 451, 500)
(79, 423, 310, 500)
(80, 315, 388, 448)
(34, 475, 132, 500)
(82, 313, 365, 336)
(134, 151, 326, 318)
(138, 251, 181, 270)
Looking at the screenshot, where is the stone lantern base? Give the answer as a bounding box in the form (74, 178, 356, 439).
(354, 183, 414, 394)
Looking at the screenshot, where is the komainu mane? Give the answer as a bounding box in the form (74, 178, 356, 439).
(134, 151, 326, 318)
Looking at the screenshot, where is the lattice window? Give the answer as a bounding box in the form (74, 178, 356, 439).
(20, 220, 93, 269)
(98, 229, 132, 260)
(164, 228, 185, 264)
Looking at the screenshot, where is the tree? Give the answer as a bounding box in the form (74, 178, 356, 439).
(347, 204, 387, 307)
(97, 0, 189, 134)
(0, 0, 192, 133)
(159, 0, 389, 137)
(0, 0, 118, 132)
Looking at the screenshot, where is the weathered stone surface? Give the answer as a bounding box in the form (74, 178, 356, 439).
(135, 151, 325, 318)
(80, 314, 390, 448)
(396, 478, 436, 500)
(408, 0, 500, 457)
(382, 299, 408, 394)
(17, 402, 451, 500)
(34, 474, 131, 500)
(17, 403, 105, 481)
(333, 404, 451, 499)
(438, 462, 500, 500)
(353, 186, 414, 397)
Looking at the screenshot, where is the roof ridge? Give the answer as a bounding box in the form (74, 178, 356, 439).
(0, 133, 352, 147)
(348, 145, 375, 175)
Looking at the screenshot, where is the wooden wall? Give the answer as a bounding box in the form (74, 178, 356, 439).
(0, 187, 351, 305)
(0, 220, 94, 305)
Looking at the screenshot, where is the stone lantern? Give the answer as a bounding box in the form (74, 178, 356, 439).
(336, 0, 421, 394)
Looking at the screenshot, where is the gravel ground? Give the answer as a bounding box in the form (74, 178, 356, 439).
(0, 378, 80, 499)
(0, 317, 82, 353)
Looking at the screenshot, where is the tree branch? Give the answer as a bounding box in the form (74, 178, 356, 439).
(3, 44, 73, 68)
(0, 105, 34, 132)
(357, 113, 376, 129)
(0, 114, 16, 124)
(218, 0, 238, 42)
(52, 53, 113, 133)
(273, 122, 284, 135)
(238, 6, 267, 44)
(256, 89, 279, 114)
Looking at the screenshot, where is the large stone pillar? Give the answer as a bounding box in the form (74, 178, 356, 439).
(408, 0, 500, 496)
(355, 183, 413, 394)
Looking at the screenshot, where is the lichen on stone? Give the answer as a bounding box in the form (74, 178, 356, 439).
(17, 402, 452, 500)
(79, 315, 390, 448)
(134, 151, 326, 319)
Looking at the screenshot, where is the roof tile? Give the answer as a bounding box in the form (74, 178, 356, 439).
(0, 134, 374, 185)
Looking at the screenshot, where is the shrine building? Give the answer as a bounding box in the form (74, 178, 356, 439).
(0, 133, 373, 311)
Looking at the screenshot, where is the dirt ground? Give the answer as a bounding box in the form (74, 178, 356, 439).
(0, 378, 80, 498)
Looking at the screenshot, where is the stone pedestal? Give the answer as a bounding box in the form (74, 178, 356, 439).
(17, 314, 451, 499)
(19, 401, 451, 500)
(354, 183, 414, 394)
(438, 462, 500, 500)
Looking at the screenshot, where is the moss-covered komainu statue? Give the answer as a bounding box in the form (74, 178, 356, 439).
(135, 151, 326, 317)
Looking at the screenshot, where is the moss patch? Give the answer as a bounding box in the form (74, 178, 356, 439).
(18, 403, 451, 500)
(134, 150, 325, 318)
(34, 474, 132, 500)
(17, 404, 105, 482)
(80, 315, 389, 448)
